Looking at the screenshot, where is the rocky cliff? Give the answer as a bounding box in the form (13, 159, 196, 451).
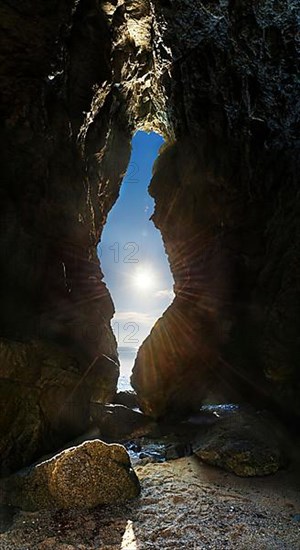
(0, 0, 299, 471)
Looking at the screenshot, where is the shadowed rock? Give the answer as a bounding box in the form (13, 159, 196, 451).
(193, 409, 287, 477)
(113, 390, 139, 409)
(90, 403, 155, 440)
(0, 338, 91, 476)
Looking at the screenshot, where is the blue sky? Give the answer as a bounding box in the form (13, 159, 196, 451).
(98, 131, 174, 354)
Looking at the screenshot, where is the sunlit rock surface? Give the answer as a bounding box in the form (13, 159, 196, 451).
(1, 440, 140, 511)
(0, 0, 299, 467)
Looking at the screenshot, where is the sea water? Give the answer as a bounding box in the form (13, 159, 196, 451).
(117, 346, 136, 391)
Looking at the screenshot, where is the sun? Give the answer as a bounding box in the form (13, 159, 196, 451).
(133, 266, 155, 291)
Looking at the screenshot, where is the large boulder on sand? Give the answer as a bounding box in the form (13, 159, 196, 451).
(1, 440, 140, 511)
(193, 408, 286, 477)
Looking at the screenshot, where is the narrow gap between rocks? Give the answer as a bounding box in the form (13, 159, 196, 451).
(98, 130, 175, 391)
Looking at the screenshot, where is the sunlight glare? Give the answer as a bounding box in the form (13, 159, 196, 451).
(121, 520, 138, 549)
(132, 266, 155, 291)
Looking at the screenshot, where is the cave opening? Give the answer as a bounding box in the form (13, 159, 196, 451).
(99, 130, 175, 390)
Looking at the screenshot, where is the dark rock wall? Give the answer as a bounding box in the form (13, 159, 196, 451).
(0, 0, 299, 469)
(0, 0, 129, 472)
(131, 0, 300, 419)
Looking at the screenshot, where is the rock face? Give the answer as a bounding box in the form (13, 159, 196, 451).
(0, 338, 90, 475)
(0, 0, 299, 466)
(0, 0, 124, 471)
(131, 1, 300, 419)
(131, 296, 217, 420)
(1, 440, 140, 511)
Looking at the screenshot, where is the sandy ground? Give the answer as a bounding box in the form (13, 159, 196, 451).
(0, 455, 299, 550)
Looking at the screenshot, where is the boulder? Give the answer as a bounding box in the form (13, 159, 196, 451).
(193, 409, 286, 477)
(1, 440, 140, 511)
(90, 403, 155, 440)
(113, 390, 139, 410)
